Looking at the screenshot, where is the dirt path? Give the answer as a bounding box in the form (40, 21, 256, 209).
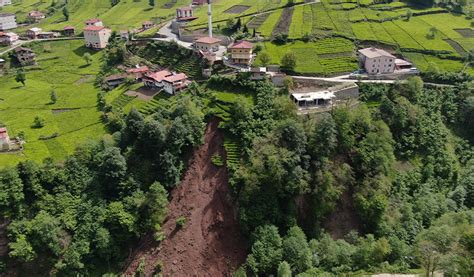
(123, 120, 247, 276)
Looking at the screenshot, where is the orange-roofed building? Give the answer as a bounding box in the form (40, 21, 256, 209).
(195, 36, 221, 52)
(143, 70, 173, 88)
(163, 73, 190, 95)
(85, 18, 103, 27)
(228, 40, 254, 65)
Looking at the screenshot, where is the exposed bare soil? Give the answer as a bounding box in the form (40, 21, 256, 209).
(224, 5, 250, 14)
(323, 189, 361, 239)
(454, 28, 474, 38)
(272, 7, 294, 38)
(125, 87, 160, 101)
(123, 120, 247, 276)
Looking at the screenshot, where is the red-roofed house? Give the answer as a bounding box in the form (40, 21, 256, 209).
(163, 73, 190, 95)
(126, 65, 150, 81)
(143, 70, 173, 88)
(176, 7, 195, 21)
(84, 26, 112, 49)
(195, 36, 221, 52)
(0, 31, 18, 45)
(85, 18, 103, 27)
(228, 40, 254, 65)
(27, 11, 45, 23)
(63, 26, 75, 36)
(0, 127, 10, 150)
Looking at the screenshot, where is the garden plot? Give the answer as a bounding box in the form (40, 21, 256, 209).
(271, 6, 294, 37)
(225, 5, 250, 14)
(454, 28, 474, 38)
(247, 13, 271, 29)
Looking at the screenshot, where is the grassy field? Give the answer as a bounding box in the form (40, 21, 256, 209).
(257, 38, 358, 75)
(3, 0, 190, 32)
(0, 40, 106, 167)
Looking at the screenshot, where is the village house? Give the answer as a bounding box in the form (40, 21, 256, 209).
(63, 26, 75, 36)
(85, 18, 103, 27)
(0, 31, 18, 46)
(290, 82, 359, 111)
(250, 66, 287, 86)
(105, 73, 128, 88)
(15, 47, 36, 66)
(250, 67, 267, 80)
(143, 70, 172, 88)
(120, 30, 129, 41)
(0, 0, 12, 7)
(26, 27, 42, 39)
(27, 11, 45, 23)
(0, 13, 17, 31)
(195, 36, 221, 52)
(228, 40, 253, 65)
(162, 73, 190, 95)
(37, 31, 58, 39)
(142, 21, 153, 30)
(84, 25, 112, 49)
(176, 7, 195, 21)
(0, 127, 10, 151)
(358, 47, 396, 75)
(291, 91, 335, 108)
(127, 65, 149, 81)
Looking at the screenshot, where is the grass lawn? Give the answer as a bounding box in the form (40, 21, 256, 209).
(258, 39, 357, 75)
(3, 0, 190, 32)
(0, 40, 107, 167)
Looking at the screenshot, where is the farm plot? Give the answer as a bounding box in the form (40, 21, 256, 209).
(271, 7, 294, 37)
(289, 3, 313, 38)
(0, 40, 106, 167)
(258, 9, 284, 37)
(225, 5, 251, 14)
(259, 39, 357, 75)
(247, 13, 271, 29)
(454, 28, 474, 38)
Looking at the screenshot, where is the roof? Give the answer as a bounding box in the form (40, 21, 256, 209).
(63, 26, 75, 30)
(0, 58, 5, 63)
(84, 26, 105, 31)
(28, 11, 44, 16)
(143, 21, 153, 25)
(105, 73, 128, 81)
(163, 73, 188, 83)
(177, 6, 192, 11)
(146, 70, 172, 82)
(195, 36, 221, 44)
(28, 27, 42, 32)
(358, 47, 395, 59)
(251, 67, 266, 73)
(85, 18, 102, 23)
(0, 32, 17, 37)
(126, 66, 149, 73)
(229, 40, 253, 49)
(394, 58, 412, 66)
(291, 91, 335, 101)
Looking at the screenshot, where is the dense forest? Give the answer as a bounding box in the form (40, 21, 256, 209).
(1, 69, 473, 275)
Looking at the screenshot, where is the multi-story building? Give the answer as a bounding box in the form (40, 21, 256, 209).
(0, 0, 12, 7)
(84, 26, 112, 49)
(162, 73, 190, 95)
(85, 18, 103, 27)
(195, 36, 221, 52)
(357, 47, 396, 74)
(0, 31, 18, 45)
(27, 11, 45, 23)
(228, 40, 253, 65)
(26, 27, 42, 39)
(176, 7, 194, 21)
(15, 47, 36, 66)
(0, 13, 17, 30)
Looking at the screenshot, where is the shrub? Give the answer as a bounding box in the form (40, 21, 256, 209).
(32, 116, 45, 128)
(176, 216, 186, 228)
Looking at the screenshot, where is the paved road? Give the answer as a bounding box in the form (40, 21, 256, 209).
(291, 75, 455, 87)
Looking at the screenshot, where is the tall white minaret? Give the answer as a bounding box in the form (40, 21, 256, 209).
(207, 0, 213, 38)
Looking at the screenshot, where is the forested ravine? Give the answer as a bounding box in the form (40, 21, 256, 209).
(124, 120, 247, 276)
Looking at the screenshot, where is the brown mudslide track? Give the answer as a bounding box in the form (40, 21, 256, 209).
(124, 120, 247, 276)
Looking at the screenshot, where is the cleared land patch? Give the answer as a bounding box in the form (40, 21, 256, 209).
(224, 5, 250, 14)
(272, 6, 294, 37)
(247, 13, 271, 29)
(455, 28, 474, 38)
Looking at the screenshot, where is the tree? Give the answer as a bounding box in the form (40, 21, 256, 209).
(252, 28, 256, 37)
(226, 18, 236, 30)
(15, 69, 26, 86)
(281, 52, 297, 71)
(149, 0, 154, 7)
(258, 51, 271, 66)
(406, 9, 413, 21)
(62, 6, 69, 21)
(277, 261, 292, 277)
(246, 225, 283, 274)
(32, 116, 45, 128)
(429, 27, 438, 38)
(282, 226, 312, 273)
(83, 53, 92, 65)
(283, 76, 294, 91)
(50, 90, 57, 104)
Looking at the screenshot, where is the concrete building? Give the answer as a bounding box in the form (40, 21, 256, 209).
(228, 40, 253, 65)
(0, 0, 12, 7)
(291, 91, 335, 108)
(26, 27, 42, 39)
(176, 7, 195, 21)
(15, 47, 36, 66)
(358, 47, 396, 75)
(84, 26, 112, 49)
(27, 11, 45, 23)
(0, 31, 18, 45)
(0, 127, 10, 151)
(195, 36, 221, 52)
(162, 73, 190, 95)
(0, 13, 17, 30)
(85, 18, 103, 27)
(143, 70, 172, 88)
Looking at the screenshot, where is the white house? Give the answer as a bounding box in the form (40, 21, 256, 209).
(358, 47, 396, 75)
(0, 13, 17, 30)
(0, 0, 12, 7)
(162, 73, 190, 95)
(0, 127, 10, 151)
(84, 26, 112, 49)
(85, 18, 103, 27)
